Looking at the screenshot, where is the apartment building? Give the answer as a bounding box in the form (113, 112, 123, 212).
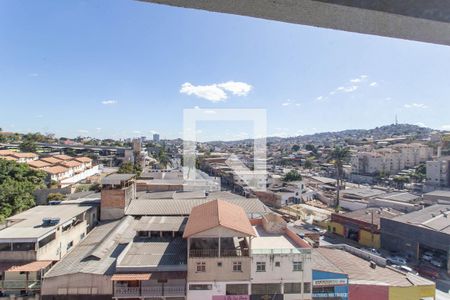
(426, 157, 450, 187)
(0, 201, 98, 297)
(351, 143, 432, 176)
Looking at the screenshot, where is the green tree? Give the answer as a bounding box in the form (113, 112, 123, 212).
(305, 144, 317, 154)
(157, 146, 171, 169)
(283, 170, 302, 182)
(118, 162, 142, 176)
(19, 140, 37, 153)
(47, 193, 65, 201)
(291, 144, 300, 152)
(0, 159, 46, 221)
(329, 146, 350, 208)
(304, 159, 313, 169)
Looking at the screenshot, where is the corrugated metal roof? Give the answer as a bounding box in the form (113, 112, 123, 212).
(118, 238, 187, 268)
(135, 216, 187, 232)
(44, 217, 136, 278)
(101, 174, 136, 185)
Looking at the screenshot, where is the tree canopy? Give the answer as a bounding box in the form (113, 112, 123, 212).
(118, 162, 142, 176)
(283, 170, 302, 182)
(0, 159, 47, 221)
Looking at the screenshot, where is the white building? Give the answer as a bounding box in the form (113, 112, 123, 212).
(426, 157, 450, 187)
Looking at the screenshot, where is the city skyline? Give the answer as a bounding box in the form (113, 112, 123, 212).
(1, 0, 450, 141)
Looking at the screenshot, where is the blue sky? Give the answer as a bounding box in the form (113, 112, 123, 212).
(1, 0, 450, 141)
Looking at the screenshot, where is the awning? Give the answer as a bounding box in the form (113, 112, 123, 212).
(111, 273, 151, 281)
(7, 261, 53, 272)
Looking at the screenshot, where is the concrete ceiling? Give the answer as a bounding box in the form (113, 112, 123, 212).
(139, 0, 450, 46)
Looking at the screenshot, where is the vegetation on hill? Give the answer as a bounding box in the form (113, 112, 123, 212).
(0, 159, 47, 221)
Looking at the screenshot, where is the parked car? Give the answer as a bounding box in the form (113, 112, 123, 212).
(421, 252, 433, 262)
(416, 265, 440, 280)
(430, 258, 444, 268)
(313, 227, 326, 236)
(398, 265, 418, 275)
(364, 248, 382, 256)
(387, 256, 407, 266)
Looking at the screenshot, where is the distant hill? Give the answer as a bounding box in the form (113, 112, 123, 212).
(206, 124, 436, 145)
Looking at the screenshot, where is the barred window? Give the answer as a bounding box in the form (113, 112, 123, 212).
(284, 283, 302, 294)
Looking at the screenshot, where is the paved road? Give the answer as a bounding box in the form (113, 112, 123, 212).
(437, 290, 450, 300)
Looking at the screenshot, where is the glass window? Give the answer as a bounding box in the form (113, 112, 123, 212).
(252, 283, 281, 295)
(256, 262, 266, 272)
(189, 284, 212, 290)
(196, 262, 206, 272)
(284, 283, 302, 294)
(233, 261, 242, 272)
(0, 243, 11, 251)
(38, 233, 56, 248)
(12, 242, 35, 251)
(304, 282, 311, 293)
(66, 241, 73, 250)
(275, 261, 280, 267)
(226, 284, 248, 295)
(293, 261, 302, 271)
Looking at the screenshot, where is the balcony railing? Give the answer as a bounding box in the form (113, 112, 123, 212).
(189, 249, 249, 257)
(114, 285, 185, 298)
(0, 280, 41, 290)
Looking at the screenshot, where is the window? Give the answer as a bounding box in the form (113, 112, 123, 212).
(233, 261, 242, 272)
(256, 262, 266, 272)
(293, 261, 302, 271)
(252, 283, 281, 295)
(38, 233, 56, 248)
(275, 261, 280, 267)
(313, 286, 335, 294)
(284, 283, 302, 294)
(0, 243, 11, 251)
(196, 262, 206, 272)
(303, 282, 311, 293)
(189, 284, 212, 290)
(80, 233, 85, 240)
(226, 284, 248, 295)
(217, 262, 222, 267)
(12, 242, 35, 251)
(66, 241, 73, 250)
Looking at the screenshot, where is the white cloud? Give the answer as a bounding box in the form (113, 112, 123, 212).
(370, 82, 378, 87)
(336, 85, 358, 93)
(95, 127, 102, 131)
(28, 73, 39, 77)
(101, 100, 118, 105)
(180, 81, 252, 102)
(316, 96, 325, 101)
(415, 122, 426, 127)
(282, 102, 290, 106)
(404, 103, 428, 109)
(78, 129, 89, 134)
(132, 130, 141, 134)
(217, 81, 252, 96)
(441, 125, 450, 131)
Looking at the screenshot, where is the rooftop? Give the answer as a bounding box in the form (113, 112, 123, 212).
(389, 204, 450, 234)
(315, 248, 434, 287)
(378, 192, 420, 203)
(101, 173, 136, 185)
(135, 216, 187, 232)
(45, 217, 135, 278)
(183, 200, 256, 238)
(424, 190, 450, 198)
(342, 188, 386, 199)
(127, 191, 269, 216)
(0, 203, 95, 240)
(117, 238, 187, 269)
(27, 160, 52, 169)
(251, 225, 300, 254)
(340, 208, 402, 226)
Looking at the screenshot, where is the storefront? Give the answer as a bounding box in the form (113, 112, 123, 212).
(312, 270, 348, 300)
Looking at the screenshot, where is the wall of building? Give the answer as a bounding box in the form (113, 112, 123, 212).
(251, 253, 311, 283)
(348, 284, 388, 300)
(42, 273, 113, 296)
(329, 221, 345, 236)
(186, 281, 250, 300)
(187, 257, 251, 282)
(359, 229, 380, 249)
(312, 270, 348, 300)
(388, 285, 435, 300)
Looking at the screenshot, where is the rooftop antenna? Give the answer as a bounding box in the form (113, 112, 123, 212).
(395, 114, 398, 125)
